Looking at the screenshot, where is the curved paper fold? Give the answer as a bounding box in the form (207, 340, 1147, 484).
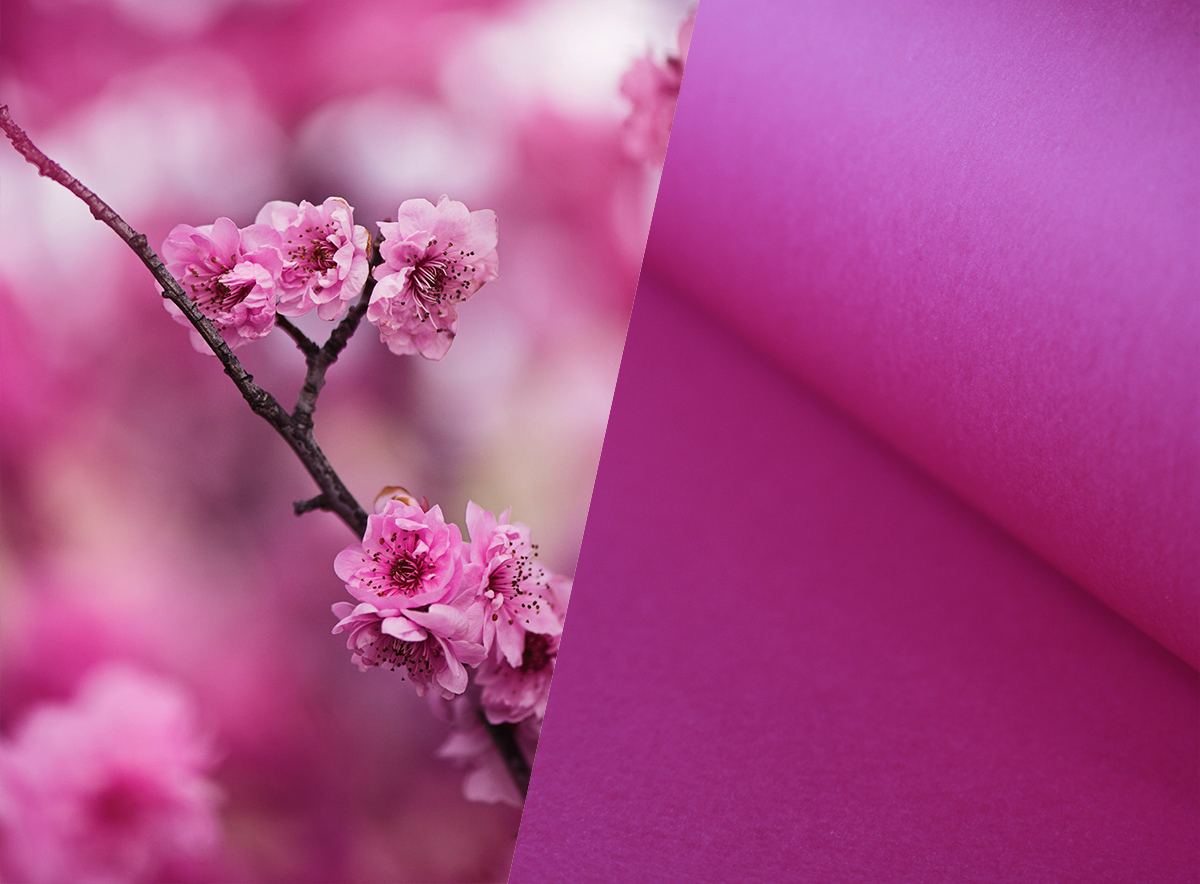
(645, 0, 1199, 666)
(510, 278, 1199, 882)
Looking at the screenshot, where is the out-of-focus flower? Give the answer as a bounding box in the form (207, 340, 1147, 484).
(619, 6, 695, 164)
(442, 0, 665, 121)
(255, 197, 370, 320)
(368, 196, 499, 360)
(462, 502, 564, 667)
(0, 664, 220, 884)
(676, 8, 696, 66)
(294, 93, 508, 217)
(434, 699, 541, 809)
(476, 631, 558, 724)
(161, 217, 283, 350)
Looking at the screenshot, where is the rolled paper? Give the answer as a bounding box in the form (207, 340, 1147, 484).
(646, 0, 1200, 666)
(511, 279, 1199, 881)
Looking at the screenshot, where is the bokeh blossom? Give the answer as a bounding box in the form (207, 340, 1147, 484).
(476, 631, 559, 724)
(463, 501, 564, 667)
(161, 217, 283, 350)
(255, 197, 370, 320)
(620, 6, 696, 164)
(434, 699, 542, 809)
(0, 664, 220, 884)
(368, 196, 499, 360)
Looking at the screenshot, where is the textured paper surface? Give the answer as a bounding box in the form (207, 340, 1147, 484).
(509, 280, 1199, 882)
(647, 0, 1200, 667)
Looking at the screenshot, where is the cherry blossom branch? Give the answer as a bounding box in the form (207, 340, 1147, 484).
(0, 104, 369, 538)
(292, 273, 375, 431)
(1, 105, 532, 798)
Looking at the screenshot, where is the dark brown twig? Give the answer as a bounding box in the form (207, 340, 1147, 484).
(292, 262, 376, 431)
(294, 493, 330, 516)
(1, 104, 530, 798)
(481, 710, 532, 797)
(275, 316, 321, 359)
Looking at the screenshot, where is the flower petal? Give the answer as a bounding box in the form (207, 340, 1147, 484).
(380, 616, 426, 642)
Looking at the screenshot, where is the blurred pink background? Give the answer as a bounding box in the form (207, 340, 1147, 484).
(0, 0, 688, 880)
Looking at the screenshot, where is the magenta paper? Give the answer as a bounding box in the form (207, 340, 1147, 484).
(647, 0, 1200, 668)
(510, 0, 1199, 880)
(510, 279, 1198, 882)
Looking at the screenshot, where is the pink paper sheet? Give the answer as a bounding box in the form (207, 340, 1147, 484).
(511, 0, 1198, 878)
(647, 0, 1200, 668)
(510, 281, 1198, 881)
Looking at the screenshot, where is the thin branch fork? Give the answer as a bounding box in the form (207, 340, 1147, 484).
(1, 105, 531, 797)
(292, 270, 376, 430)
(273, 251, 374, 434)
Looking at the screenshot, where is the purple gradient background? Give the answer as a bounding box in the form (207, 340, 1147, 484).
(511, 0, 1199, 879)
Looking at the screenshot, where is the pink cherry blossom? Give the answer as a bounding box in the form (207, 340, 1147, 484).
(161, 217, 283, 351)
(331, 500, 484, 696)
(462, 502, 564, 668)
(619, 7, 696, 164)
(368, 196, 499, 360)
(334, 500, 465, 608)
(254, 197, 370, 320)
(476, 573, 570, 723)
(0, 664, 220, 884)
(434, 699, 541, 808)
(330, 599, 484, 697)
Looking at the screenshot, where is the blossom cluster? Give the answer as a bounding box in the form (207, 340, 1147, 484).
(331, 493, 569, 805)
(331, 495, 568, 713)
(162, 195, 498, 360)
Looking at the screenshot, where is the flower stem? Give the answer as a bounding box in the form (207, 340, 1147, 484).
(482, 711, 532, 797)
